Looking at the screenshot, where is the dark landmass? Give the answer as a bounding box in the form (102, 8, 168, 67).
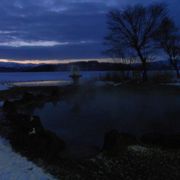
(0, 60, 176, 72)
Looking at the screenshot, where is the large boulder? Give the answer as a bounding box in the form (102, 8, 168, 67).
(29, 130, 66, 161)
(6, 114, 43, 133)
(103, 130, 138, 155)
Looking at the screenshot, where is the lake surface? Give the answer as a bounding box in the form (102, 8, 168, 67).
(0, 71, 107, 82)
(34, 86, 180, 157)
(0, 71, 109, 90)
(0, 71, 110, 90)
(0, 70, 177, 83)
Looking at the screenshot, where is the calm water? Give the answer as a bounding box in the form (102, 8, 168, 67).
(0, 71, 108, 82)
(0, 70, 177, 83)
(34, 86, 180, 156)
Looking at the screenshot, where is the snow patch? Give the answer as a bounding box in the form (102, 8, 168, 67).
(128, 145, 149, 153)
(0, 137, 56, 180)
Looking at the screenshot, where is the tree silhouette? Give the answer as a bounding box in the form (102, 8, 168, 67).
(155, 18, 180, 78)
(105, 3, 168, 81)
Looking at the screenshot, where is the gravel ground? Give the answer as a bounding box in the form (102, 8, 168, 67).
(36, 145, 180, 180)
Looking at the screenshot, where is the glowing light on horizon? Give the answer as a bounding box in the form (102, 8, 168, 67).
(0, 58, 119, 65)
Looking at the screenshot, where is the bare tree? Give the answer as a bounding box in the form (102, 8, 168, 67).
(105, 3, 167, 81)
(154, 18, 180, 78)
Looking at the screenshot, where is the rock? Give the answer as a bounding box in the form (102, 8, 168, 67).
(103, 130, 138, 155)
(7, 113, 65, 162)
(13, 114, 32, 132)
(18, 129, 65, 162)
(7, 114, 43, 134)
(39, 130, 65, 161)
(141, 133, 180, 148)
(29, 116, 44, 134)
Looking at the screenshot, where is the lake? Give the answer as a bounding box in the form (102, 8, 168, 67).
(0, 71, 108, 82)
(34, 85, 180, 157)
(0, 71, 110, 90)
(0, 70, 177, 83)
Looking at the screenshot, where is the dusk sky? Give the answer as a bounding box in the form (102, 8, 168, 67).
(0, 0, 179, 61)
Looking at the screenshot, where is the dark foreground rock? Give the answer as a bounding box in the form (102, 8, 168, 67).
(103, 130, 138, 155)
(141, 133, 180, 148)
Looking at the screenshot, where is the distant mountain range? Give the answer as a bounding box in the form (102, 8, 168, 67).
(0, 60, 177, 72)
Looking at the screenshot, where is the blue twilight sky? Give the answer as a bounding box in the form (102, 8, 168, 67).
(0, 0, 179, 61)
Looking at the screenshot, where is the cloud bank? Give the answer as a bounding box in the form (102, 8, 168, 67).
(0, 0, 179, 59)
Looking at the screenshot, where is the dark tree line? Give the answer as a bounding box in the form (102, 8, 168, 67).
(105, 3, 180, 81)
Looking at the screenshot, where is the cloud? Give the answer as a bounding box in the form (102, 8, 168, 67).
(0, 39, 98, 47)
(0, 31, 17, 34)
(0, 0, 179, 59)
(0, 40, 61, 47)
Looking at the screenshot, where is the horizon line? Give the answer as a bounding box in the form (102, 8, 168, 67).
(0, 58, 129, 65)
